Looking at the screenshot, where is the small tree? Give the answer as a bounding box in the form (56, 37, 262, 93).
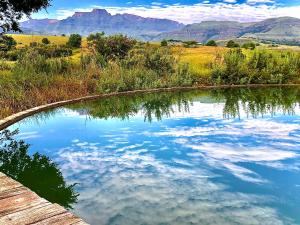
(161, 39, 168, 47)
(67, 34, 82, 48)
(206, 40, 217, 46)
(42, 38, 50, 45)
(0, 35, 17, 51)
(226, 40, 240, 48)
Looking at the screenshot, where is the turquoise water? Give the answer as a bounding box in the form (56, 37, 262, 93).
(4, 87, 300, 225)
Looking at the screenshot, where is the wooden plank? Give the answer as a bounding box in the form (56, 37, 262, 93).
(0, 173, 89, 225)
(32, 211, 83, 225)
(0, 186, 28, 200)
(0, 175, 22, 192)
(0, 189, 48, 216)
(0, 203, 66, 225)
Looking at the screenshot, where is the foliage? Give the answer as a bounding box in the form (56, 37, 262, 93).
(161, 39, 168, 47)
(0, 0, 51, 33)
(206, 40, 217, 46)
(242, 42, 256, 50)
(212, 49, 300, 85)
(226, 40, 240, 48)
(67, 34, 82, 48)
(13, 48, 71, 80)
(0, 35, 17, 51)
(42, 37, 50, 45)
(0, 129, 78, 209)
(87, 33, 137, 61)
(183, 40, 198, 48)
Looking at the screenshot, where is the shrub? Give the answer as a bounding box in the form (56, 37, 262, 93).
(42, 38, 50, 45)
(87, 33, 136, 61)
(226, 40, 240, 48)
(161, 39, 168, 47)
(0, 35, 17, 51)
(67, 34, 82, 48)
(183, 40, 198, 48)
(206, 40, 217, 46)
(123, 45, 176, 77)
(242, 42, 256, 50)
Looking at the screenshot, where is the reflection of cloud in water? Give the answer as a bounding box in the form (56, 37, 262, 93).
(155, 118, 300, 184)
(16, 131, 42, 139)
(56, 139, 292, 225)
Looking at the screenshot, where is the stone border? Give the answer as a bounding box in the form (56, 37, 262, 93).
(1, 84, 300, 131)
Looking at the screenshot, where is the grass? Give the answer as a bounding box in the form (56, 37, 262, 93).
(9, 34, 88, 48)
(174, 46, 227, 80)
(9, 34, 69, 47)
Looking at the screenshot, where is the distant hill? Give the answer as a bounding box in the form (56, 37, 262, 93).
(158, 17, 300, 44)
(241, 17, 300, 43)
(21, 9, 184, 40)
(156, 21, 249, 43)
(20, 10, 300, 44)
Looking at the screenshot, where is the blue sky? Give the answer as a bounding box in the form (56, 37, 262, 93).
(32, 0, 300, 24)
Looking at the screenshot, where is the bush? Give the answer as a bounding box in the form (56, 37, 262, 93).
(183, 40, 198, 48)
(67, 34, 82, 48)
(0, 35, 17, 51)
(87, 33, 136, 61)
(123, 45, 176, 77)
(242, 42, 256, 50)
(206, 40, 217, 46)
(226, 40, 240, 48)
(42, 38, 50, 45)
(212, 49, 300, 85)
(161, 39, 168, 47)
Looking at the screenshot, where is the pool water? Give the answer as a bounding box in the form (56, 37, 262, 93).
(4, 87, 300, 225)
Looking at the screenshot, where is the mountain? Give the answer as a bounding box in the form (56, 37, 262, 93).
(21, 9, 184, 40)
(20, 10, 300, 44)
(241, 17, 300, 42)
(158, 17, 300, 44)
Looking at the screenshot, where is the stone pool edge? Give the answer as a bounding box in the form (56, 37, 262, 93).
(1, 84, 300, 131)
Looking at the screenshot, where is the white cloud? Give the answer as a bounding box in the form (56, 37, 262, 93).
(247, 0, 275, 5)
(35, 3, 300, 24)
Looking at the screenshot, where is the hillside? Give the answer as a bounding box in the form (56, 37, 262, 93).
(241, 17, 300, 43)
(158, 17, 300, 44)
(156, 21, 248, 43)
(21, 9, 184, 40)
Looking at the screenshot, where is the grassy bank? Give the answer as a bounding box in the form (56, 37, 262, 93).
(0, 34, 300, 119)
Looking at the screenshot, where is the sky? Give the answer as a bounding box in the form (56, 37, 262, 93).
(32, 0, 300, 24)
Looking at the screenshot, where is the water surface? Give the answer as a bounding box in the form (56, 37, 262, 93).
(4, 87, 300, 225)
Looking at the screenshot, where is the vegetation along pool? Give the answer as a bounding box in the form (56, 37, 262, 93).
(2, 86, 300, 225)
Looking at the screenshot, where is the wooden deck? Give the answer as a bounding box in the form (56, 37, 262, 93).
(0, 172, 89, 225)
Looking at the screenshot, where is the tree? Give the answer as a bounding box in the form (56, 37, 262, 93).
(0, 0, 51, 33)
(0, 35, 16, 51)
(42, 37, 50, 45)
(226, 40, 240, 48)
(67, 34, 82, 48)
(161, 39, 168, 47)
(206, 40, 217, 46)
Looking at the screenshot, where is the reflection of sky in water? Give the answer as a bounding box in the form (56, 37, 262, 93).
(10, 100, 300, 225)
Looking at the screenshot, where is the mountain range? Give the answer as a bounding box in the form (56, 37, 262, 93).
(21, 9, 300, 44)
